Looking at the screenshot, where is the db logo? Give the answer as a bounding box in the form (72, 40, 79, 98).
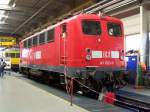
(102, 51, 111, 58)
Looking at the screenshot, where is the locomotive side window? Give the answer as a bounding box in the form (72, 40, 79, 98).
(39, 33, 46, 44)
(33, 36, 38, 46)
(107, 23, 122, 37)
(82, 21, 101, 35)
(28, 38, 32, 48)
(47, 29, 54, 42)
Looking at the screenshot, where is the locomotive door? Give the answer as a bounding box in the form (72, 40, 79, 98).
(60, 23, 67, 65)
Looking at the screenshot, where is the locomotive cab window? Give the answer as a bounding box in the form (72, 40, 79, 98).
(82, 20, 101, 35)
(107, 23, 122, 37)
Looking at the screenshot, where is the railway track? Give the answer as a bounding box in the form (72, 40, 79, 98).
(115, 94, 150, 112)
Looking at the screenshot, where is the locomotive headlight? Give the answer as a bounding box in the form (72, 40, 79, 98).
(86, 55, 91, 61)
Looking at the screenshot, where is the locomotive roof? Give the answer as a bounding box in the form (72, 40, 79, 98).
(21, 14, 122, 42)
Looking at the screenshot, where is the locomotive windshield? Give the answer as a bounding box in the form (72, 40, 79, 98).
(107, 23, 122, 37)
(82, 20, 101, 35)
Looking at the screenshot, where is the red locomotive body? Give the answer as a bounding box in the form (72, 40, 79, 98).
(20, 14, 125, 92)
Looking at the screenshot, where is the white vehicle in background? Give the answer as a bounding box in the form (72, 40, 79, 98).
(0, 47, 11, 70)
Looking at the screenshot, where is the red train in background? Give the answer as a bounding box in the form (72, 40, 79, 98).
(20, 14, 125, 93)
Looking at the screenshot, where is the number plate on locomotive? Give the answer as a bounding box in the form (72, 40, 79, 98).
(92, 51, 102, 58)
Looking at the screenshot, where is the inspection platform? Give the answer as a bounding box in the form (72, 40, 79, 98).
(0, 72, 127, 112)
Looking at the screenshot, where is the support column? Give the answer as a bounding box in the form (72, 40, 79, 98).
(139, 5, 149, 66)
(149, 21, 150, 70)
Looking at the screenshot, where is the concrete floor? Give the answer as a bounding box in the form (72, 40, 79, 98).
(15, 73, 127, 112)
(0, 75, 89, 112)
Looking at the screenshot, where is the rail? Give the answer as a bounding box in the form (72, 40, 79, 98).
(116, 94, 150, 111)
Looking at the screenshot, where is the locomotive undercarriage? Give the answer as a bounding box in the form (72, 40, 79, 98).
(20, 66, 126, 96)
(73, 67, 126, 95)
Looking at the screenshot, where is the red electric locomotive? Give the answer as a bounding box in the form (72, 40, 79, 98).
(20, 14, 125, 93)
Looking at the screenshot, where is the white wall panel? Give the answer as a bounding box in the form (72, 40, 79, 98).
(122, 14, 140, 35)
(121, 11, 150, 36)
(125, 34, 141, 51)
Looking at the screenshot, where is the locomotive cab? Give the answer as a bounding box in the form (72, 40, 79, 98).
(67, 15, 124, 72)
(66, 15, 125, 92)
(57, 14, 125, 92)
(82, 20, 124, 68)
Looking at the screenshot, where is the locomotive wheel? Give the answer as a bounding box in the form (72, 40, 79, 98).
(81, 77, 102, 98)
